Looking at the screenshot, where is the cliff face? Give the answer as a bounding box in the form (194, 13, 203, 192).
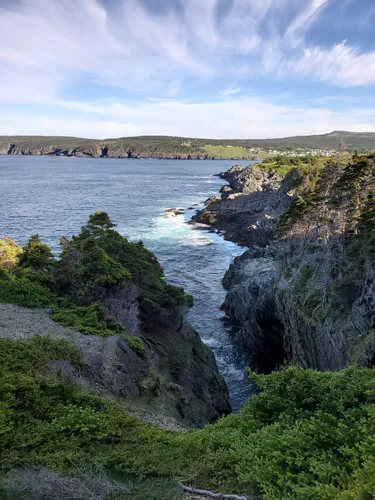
(198, 156, 375, 373)
(0, 214, 230, 429)
(194, 165, 288, 245)
(0, 138, 251, 160)
(0, 143, 227, 160)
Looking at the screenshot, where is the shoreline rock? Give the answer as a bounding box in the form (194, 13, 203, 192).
(192, 165, 292, 373)
(197, 159, 375, 375)
(193, 164, 287, 247)
(165, 208, 185, 216)
(0, 144, 257, 161)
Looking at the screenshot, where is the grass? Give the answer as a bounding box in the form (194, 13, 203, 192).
(203, 145, 252, 158)
(0, 275, 145, 356)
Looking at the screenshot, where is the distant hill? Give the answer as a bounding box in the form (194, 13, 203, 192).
(0, 131, 374, 159)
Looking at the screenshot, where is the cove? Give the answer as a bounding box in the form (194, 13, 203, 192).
(0, 155, 254, 409)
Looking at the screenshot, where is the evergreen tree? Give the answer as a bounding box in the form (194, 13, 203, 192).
(82, 211, 116, 237)
(18, 235, 54, 270)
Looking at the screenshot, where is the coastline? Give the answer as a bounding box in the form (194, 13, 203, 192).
(195, 156, 375, 377)
(0, 150, 259, 161)
(191, 164, 289, 374)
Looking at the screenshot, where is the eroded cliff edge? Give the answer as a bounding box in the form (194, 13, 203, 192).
(0, 213, 230, 429)
(194, 155, 375, 373)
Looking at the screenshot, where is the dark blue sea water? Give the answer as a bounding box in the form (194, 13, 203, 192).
(0, 155, 254, 410)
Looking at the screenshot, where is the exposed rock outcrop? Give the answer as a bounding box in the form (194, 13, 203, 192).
(165, 208, 185, 216)
(55, 236, 230, 427)
(0, 303, 148, 399)
(0, 213, 230, 429)
(0, 139, 252, 160)
(194, 164, 288, 246)
(198, 156, 375, 374)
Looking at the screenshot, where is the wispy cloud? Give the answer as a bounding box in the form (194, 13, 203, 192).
(289, 43, 375, 86)
(1, 0, 367, 101)
(219, 86, 242, 97)
(0, 0, 375, 137)
(285, 0, 329, 45)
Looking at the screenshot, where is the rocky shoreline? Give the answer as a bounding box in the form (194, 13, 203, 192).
(194, 160, 375, 374)
(0, 143, 256, 161)
(193, 164, 288, 245)
(193, 164, 291, 373)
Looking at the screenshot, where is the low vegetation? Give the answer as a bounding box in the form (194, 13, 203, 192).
(4, 202, 375, 498)
(1, 338, 375, 499)
(0, 211, 192, 357)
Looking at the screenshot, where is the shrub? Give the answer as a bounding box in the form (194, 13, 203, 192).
(0, 277, 55, 308)
(3, 353, 375, 499)
(0, 238, 22, 274)
(53, 303, 145, 358)
(277, 196, 308, 236)
(18, 235, 55, 270)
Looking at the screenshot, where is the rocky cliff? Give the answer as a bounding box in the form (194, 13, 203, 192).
(0, 136, 252, 160)
(0, 213, 230, 428)
(196, 155, 375, 373)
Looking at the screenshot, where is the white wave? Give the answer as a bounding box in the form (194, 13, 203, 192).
(202, 338, 221, 348)
(194, 237, 214, 246)
(220, 364, 245, 380)
(128, 212, 215, 248)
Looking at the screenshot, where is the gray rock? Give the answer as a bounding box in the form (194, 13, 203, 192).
(0, 304, 148, 398)
(165, 208, 184, 216)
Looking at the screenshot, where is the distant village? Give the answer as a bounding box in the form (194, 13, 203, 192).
(248, 147, 336, 157)
(218, 144, 338, 157)
(224, 144, 375, 157)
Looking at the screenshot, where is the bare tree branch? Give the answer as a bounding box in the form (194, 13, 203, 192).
(181, 484, 249, 500)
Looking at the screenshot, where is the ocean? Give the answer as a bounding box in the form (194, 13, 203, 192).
(0, 155, 254, 409)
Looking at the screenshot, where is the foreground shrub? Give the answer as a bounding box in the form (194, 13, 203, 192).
(2, 342, 375, 500)
(0, 277, 55, 308)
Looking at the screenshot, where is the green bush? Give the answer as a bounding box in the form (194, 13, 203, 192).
(96, 230, 188, 314)
(0, 238, 22, 274)
(53, 303, 145, 357)
(0, 277, 56, 308)
(55, 213, 190, 320)
(277, 196, 308, 236)
(3, 348, 375, 500)
(53, 303, 123, 336)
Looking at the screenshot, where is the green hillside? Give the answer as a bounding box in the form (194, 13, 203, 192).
(0, 131, 374, 159)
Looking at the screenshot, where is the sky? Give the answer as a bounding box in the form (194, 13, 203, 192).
(1, 0, 375, 139)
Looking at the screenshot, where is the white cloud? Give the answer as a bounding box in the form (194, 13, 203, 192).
(219, 87, 242, 97)
(2, 97, 375, 139)
(1, 0, 374, 106)
(289, 43, 375, 86)
(1, 0, 375, 140)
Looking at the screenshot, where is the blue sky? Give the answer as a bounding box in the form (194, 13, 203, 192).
(1, 0, 375, 139)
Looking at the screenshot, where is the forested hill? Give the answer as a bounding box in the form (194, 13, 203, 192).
(0, 131, 374, 159)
